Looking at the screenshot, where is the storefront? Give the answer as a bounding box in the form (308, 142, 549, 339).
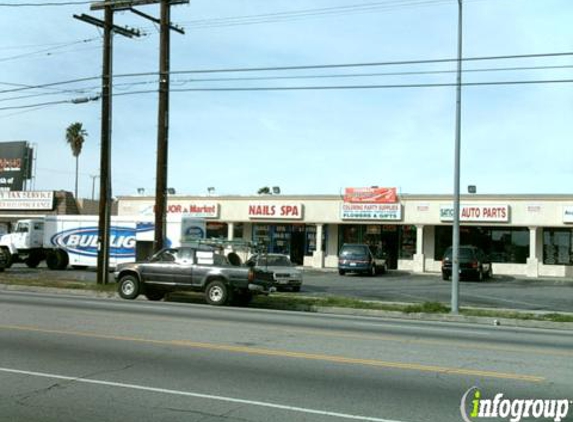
(116, 191, 573, 279)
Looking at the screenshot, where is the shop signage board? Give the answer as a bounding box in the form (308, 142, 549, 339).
(248, 203, 303, 220)
(341, 203, 402, 220)
(0, 141, 33, 191)
(0, 191, 54, 210)
(563, 206, 573, 223)
(440, 204, 509, 222)
(343, 187, 397, 204)
(137, 202, 219, 218)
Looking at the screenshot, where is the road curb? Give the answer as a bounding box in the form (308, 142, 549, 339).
(2, 283, 572, 330)
(309, 306, 573, 330)
(0, 283, 117, 299)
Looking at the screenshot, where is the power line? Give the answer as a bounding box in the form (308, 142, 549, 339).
(174, 0, 486, 30)
(0, 77, 571, 112)
(0, 38, 99, 51)
(6, 62, 572, 103)
(167, 52, 573, 76)
(0, 1, 91, 6)
(3, 51, 573, 96)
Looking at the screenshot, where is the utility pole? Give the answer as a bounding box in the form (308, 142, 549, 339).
(124, 0, 187, 253)
(74, 3, 140, 285)
(451, 0, 463, 314)
(90, 174, 99, 200)
(154, 0, 171, 253)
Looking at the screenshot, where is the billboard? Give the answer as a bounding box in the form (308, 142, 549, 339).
(0, 141, 33, 191)
(343, 187, 397, 204)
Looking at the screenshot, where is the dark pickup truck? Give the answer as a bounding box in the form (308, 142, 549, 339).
(114, 246, 275, 306)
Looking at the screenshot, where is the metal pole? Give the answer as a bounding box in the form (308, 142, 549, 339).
(96, 5, 113, 285)
(154, 0, 170, 253)
(451, 0, 463, 314)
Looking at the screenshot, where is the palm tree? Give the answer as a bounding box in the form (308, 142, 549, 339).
(65, 122, 88, 199)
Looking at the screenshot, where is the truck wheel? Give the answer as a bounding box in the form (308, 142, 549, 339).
(1, 248, 13, 269)
(144, 289, 165, 301)
(118, 275, 141, 300)
(46, 250, 69, 270)
(25, 253, 42, 268)
(232, 290, 253, 306)
(205, 280, 231, 306)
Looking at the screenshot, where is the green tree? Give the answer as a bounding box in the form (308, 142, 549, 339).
(257, 186, 271, 195)
(65, 122, 88, 199)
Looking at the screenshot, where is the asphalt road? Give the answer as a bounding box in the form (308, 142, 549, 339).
(4, 263, 573, 312)
(1, 291, 572, 422)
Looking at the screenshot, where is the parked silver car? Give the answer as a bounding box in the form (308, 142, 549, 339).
(245, 253, 303, 292)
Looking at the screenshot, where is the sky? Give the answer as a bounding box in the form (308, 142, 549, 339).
(0, 0, 572, 199)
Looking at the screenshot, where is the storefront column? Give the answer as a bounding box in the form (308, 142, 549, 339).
(413, 225, 425, 273)
(227, 222, 234, 241)
(312, 223, 325, 268)
(526, 226, 540, 278)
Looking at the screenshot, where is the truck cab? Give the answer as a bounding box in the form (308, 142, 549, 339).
(0, 219, 45, 268)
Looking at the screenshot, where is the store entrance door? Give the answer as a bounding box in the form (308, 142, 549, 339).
(290, 231, 305, 265)
(381, 225, 399, 270)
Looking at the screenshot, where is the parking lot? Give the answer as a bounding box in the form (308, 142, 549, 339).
(3, 264, 573, 313)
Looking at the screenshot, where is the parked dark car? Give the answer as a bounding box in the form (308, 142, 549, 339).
(245, 253, 303, 292)
(114, 246, 275, 306)
(338, 243, 387, 276)
(441, 245, 492, 281)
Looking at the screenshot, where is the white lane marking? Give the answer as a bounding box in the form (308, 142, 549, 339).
(0, 367, 409, 422)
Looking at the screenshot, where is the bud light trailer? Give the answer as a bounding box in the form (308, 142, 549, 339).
(0, 214, 201, 270)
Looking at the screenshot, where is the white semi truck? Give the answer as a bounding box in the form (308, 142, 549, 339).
(0, 215, 207, 270)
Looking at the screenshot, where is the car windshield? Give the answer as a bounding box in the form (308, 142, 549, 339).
(257, 255, 292, 267)
(444, 247, 475, 259)
(340, 246, 368, 257)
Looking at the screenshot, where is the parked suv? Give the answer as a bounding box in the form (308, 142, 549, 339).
(338, 243, 387, 276)
(441, 245, 492, 281)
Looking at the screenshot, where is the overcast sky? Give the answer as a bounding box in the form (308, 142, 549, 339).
(1, 0, 571, 199)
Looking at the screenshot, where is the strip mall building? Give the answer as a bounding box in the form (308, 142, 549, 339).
(117, 188, 573, 279)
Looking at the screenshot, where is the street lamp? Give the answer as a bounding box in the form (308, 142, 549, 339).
(451, 0, 463, 315)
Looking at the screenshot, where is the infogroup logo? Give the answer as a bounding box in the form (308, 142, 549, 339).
(461, 387, 571, 422)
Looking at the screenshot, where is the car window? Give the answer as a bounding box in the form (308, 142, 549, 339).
(213, 254, 230, 266)
(340, 246, 368, 257)
(444, 247, 475, 260)
(258, 255, 292, 266)
(151, 248, 178, 262)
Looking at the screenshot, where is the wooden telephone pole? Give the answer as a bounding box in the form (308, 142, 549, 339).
(74, 3, 141, 285)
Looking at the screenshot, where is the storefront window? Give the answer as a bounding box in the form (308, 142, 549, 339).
(233, 223, 244, 240)
(339, 225, 361, 245)
(543, 229, 573, 265)
(338, 224, 412, 269)
(207, 222, 227, 239)
(305, 225, 327, 256)
(434, 226, 529, 263)
(251, 224, 308, 265)
(399, 225, 416, 259)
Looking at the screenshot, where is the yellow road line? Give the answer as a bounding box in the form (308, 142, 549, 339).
(0, 324, 545, 383)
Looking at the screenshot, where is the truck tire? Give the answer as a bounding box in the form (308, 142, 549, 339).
(205, 280, 231, 306)
(1, 248, 13, 269)
(118, 274, 141, 300)
(25, 252, 42, 268)
(232, 290, 253, 306)
(144, 289, 165, 301)
(46, 250, 69, 270)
